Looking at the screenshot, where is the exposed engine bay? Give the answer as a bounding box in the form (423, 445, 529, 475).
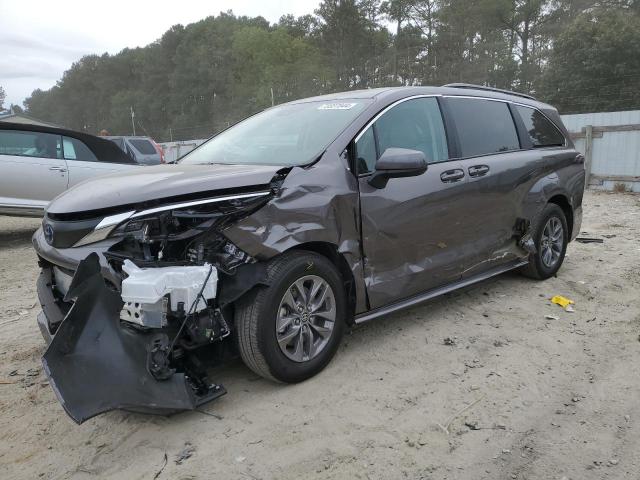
(37, 170, 289, 423)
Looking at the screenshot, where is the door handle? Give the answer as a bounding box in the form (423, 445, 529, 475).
(440, 169, 465, 183)
(49, 166, 67, 173)
(468, 165, 490, 177)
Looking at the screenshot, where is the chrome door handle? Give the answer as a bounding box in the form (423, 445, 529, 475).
(440, 169, 465, 183)
(49, 166, 67, 172)
(468, 165, 490, 177)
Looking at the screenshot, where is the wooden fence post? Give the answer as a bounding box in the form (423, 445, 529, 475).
(584, 125, 594, 185)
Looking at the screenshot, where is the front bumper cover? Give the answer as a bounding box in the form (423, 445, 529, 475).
(39, 253, 225, 424)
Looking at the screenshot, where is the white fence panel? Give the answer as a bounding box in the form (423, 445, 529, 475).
(561, 110, 640, 192)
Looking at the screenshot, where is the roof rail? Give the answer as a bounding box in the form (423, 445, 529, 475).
(443, 83, 536, 101)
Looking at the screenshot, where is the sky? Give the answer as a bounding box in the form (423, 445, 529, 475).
(0, 0, 321, 108)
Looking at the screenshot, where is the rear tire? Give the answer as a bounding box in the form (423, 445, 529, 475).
(235, 251, 346, 383)
(520, 203, 568, 280)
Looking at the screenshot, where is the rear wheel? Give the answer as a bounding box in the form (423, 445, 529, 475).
(520, 203, 568, 280)
(235, 251, 346, 383)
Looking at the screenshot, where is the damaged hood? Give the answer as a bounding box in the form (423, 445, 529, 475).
(47, 163, 283, 215)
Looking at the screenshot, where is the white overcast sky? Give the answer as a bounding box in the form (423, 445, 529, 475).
(0, 0, 321, 107)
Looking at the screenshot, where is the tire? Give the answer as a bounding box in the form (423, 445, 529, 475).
(520, 203, 569, 280)
(235, 250, 346, 383)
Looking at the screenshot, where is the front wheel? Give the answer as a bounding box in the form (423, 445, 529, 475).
(520, 203, 569, 280)
(235, 251, 346, 383)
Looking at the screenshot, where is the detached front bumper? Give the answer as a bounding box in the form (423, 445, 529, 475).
(37, 253, 225, 424)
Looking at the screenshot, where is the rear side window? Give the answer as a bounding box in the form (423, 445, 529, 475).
(63, 136, 98, 162)
(129, 139, 157, 155)
(0, 130, 62, 159)
(448, 98, 520, 157)
(515, 106, 565, 147)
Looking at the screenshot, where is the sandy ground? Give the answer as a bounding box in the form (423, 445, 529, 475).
(0, 190, 639, 480)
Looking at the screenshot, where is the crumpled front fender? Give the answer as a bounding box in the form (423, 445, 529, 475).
(42, 253, 224, 424)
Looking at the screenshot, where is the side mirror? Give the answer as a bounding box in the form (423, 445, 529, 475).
(368, 148, 428, 189)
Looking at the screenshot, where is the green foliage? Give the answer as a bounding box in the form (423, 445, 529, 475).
(538, 7, 640, 113)
(22, 1, 640, 139)
(232, 27, 331, 110)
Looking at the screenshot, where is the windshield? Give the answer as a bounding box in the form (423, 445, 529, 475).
(180, 100, 370, 166)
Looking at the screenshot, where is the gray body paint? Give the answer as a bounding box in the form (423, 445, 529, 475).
(32, 86, 585, 422)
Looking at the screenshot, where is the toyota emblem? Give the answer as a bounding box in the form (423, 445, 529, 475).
(44, 223, 54, 245)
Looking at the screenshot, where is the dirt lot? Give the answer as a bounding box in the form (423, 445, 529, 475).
(0, 190, 639, 480)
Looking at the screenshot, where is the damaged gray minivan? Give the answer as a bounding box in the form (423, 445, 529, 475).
(33, 85, 585, 423)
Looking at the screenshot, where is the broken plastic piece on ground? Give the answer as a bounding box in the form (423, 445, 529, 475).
(575, 237, 604, 244)
(41, 253, 225, 424)
(545, 314, 559, 320)
(551, 295, 575, 312)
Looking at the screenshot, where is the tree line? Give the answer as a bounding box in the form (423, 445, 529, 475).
(17, 0, 640, 141)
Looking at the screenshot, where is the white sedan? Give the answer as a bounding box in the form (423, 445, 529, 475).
(0, 122, 138, 217)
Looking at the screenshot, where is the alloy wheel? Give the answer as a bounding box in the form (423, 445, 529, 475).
(276, 275, 336, 363)
(540, 216, 564, 268)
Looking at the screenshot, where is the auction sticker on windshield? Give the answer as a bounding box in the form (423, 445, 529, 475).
(317, 103, 358, 110)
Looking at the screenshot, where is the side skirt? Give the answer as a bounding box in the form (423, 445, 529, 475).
(354, 259, 529, 324)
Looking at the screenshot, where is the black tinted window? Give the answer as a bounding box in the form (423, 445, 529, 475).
(129, 139, 157, 155)
(0, 130, 62, 159)
(62, 136, 98, 162)
(515, 106, 565, 147)
(375, 97, 448, 167)
(448, 98, 520, 157)
(108, 138, 125, 150)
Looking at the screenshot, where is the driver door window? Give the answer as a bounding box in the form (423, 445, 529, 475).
(355, 97, 449, 174)
(355, 126, 377, 174)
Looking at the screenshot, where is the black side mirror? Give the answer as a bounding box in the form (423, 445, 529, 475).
(368, 148, 428, 189)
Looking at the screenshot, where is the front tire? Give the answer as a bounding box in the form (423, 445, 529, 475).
(235, 251, 346, 383)
(520, 203, 569, 280)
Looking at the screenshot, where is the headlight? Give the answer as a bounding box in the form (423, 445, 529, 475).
(73, 191, 271, 248)
(73, 210, 135, 247)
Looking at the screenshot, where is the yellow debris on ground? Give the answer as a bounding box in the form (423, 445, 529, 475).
(551, 295, 575, 309)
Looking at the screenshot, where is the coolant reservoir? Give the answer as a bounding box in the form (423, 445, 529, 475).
(119, 260, 218, 328)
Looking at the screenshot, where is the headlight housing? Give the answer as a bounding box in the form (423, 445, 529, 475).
(73, 191, 271, 248)
(73, 192, 269, 271)
(73, 210, 135, 247)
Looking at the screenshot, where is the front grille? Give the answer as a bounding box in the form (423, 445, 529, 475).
(42, 214, 102, 248)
